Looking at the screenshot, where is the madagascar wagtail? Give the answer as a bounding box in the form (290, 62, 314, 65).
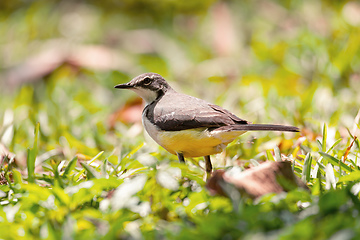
(115, 73, 299, 174)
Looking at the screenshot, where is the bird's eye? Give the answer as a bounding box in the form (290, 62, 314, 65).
(143, 77, 152, 85)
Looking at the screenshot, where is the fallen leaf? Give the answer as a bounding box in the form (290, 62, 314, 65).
(206, 161, 308, 199)
(109, 97, 143, 128)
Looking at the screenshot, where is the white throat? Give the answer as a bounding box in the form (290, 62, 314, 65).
(131, 87, 158, 105)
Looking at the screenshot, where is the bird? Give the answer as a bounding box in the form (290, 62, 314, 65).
(115, 73, 299, 175)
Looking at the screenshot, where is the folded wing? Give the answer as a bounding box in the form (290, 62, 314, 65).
(145, 92, 249, 131)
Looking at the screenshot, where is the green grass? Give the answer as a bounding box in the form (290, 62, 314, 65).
(1, 0, 360, 239)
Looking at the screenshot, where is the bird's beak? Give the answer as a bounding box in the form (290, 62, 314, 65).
(114, 83, 133, 89)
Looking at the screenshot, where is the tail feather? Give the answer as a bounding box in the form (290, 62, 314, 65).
(215, 124, 299, 132)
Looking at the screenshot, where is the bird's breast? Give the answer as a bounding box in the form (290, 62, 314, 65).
(142, 113, 162, 143)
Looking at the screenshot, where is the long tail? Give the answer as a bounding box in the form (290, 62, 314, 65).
(216, 124, 299, 132)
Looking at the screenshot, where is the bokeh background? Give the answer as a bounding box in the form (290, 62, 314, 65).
(1, 0, 360, 239)
(2, 0, 360, 160)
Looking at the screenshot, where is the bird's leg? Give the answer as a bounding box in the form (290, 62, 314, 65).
(177, 152, 185, 163)
(204, 155, 212, 178)
(177, 152, 186, 180)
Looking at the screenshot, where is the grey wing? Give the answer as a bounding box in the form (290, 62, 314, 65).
(208, 104, 249, 124)
(148, 93, 249, 131)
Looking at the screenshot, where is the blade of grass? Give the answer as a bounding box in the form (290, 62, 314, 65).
(266, 150, 275, 161)
(12, 169, 22, 184)
(64, 156, 78, 176)
(339, 171, 360, 182)
(355, 137, 360, 150)
(80, 162, 100, 179)
(101, 159, 109, 178)
(52, 162, 64, 188)
(349, 159, 358, 169)
(117, 143, 144, 170)
(315, 160, 326, 176)
(326, 138, 342, 154)
(27, 123, 40, 183)
(322, 123, 327, 152)
(88, 151, 104, 165)
(319, 152, 352, 173)
(302, 152, 312, 183)
(316, 139, 323, 152)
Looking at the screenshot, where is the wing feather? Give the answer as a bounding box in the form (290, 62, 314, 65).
(145, 92, 249, 131)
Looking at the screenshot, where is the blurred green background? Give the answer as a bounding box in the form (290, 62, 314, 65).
(1, 0, 359, 159)
(1, 0, 360, 239)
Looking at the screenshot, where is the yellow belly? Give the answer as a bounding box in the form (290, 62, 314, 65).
(142, 116, 245, 157)
(157, 128, 225, 157)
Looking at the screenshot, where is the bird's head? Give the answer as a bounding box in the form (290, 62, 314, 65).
(114, 73, 172, 104)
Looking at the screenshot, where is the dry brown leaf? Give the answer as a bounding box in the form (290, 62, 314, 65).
(206, 161, 308, 199)
(1, 42, 132, 89)
(109, 98, 143, 129)
(343, 136, 357, 162)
